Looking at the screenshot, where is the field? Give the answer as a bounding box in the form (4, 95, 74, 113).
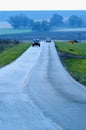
(0, 29, 86, 41)
(0, 29, 31, 35)
(55, 41, 86, 85)
(55, 41, 86, 56)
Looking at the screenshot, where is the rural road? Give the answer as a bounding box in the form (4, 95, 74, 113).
(0, 41, 86, 130)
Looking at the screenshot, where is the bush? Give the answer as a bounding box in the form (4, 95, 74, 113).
(0, 39, 20, 53)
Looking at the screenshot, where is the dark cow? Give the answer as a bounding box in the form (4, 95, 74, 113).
(69, 40, 78, 44)
(73, 40, 78, 43)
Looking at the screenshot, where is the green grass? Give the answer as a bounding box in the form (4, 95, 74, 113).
(0, 29, 31, 35)
(55, 41, 86, 85)
(0, 43, 31, 68)
(63, 58, 86, 85)
(55, 41, 86, 56)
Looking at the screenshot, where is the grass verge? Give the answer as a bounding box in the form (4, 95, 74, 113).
(55, 41, 86, 86)
(0, 43, 31, 68)
(55, 41, 86, 56)
(62, 58, 86, 85)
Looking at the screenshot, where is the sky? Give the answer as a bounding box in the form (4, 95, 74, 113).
(0, 0, 86, 10)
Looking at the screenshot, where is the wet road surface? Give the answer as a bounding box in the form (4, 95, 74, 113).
(0, 41, 86, 130)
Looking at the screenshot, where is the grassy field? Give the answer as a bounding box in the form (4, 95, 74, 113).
(0, 43, 31, 68)
(55, 41, 86, 56)
(0, 29, 31, 35)
(55, 41, 86, 85)
(0, 29, 86, 41)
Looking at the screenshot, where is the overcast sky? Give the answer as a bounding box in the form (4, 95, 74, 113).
(0, 0, 86, 10)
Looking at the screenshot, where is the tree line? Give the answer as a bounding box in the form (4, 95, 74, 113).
(8, 13, 85, 32)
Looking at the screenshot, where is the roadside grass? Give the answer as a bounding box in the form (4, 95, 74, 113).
(55, 41, 86, 85)
(63, 58, 86, 85)
(0, 43, 31, 68)
(55, 41, 86, 56)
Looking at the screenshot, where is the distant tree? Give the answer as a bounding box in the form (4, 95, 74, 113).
(80, 17, 86, 27)
(8, 14, 29, 29)
(31, 21, 41, 32)
(8, 15, 21, 28)
(50, 13, 63, 27)
(28, 19, 35, 29)
(21, 15, 29, 28)
(69, 15, 82, 27)
(31, 20, 50, 32)
(41, 20, 50, 31)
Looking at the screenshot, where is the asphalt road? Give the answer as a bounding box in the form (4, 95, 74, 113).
(0, 41, 86, 130)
